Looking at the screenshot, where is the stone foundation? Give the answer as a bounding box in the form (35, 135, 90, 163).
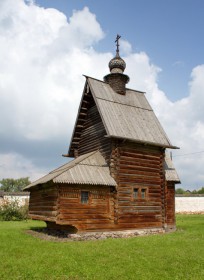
(67, 228, 165, 241)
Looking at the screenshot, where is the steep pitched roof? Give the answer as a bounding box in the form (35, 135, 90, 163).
(24, 151, 117, 190)
(68, 76, 178, 156)
(164, 153, 180, 183)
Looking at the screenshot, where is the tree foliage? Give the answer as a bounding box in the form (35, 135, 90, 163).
(0, 177, 31, 192)
(176, 187, 204, 194)
(175, 188, 186, 194)
(197, 187, 204, 194)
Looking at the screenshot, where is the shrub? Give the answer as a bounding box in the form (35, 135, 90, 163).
(0, 199, 29, 221)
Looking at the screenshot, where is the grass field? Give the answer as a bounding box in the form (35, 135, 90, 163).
(0, 215, 203, 280)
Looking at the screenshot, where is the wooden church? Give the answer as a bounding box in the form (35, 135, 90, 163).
(25, 36, 180, 232)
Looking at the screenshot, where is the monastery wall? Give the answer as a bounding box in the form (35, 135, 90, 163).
(0, 192, 30, 206)
(175, 195, 204, 214)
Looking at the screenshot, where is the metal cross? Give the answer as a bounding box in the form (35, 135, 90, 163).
(115, 34, 121, 56)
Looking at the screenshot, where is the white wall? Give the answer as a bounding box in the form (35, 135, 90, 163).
(0, 194, 29, 206)
(175, 196, 204, 213)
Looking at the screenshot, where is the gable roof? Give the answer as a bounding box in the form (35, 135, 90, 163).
(24, 151, 117, 190)
(68, 76, 178, 156)
(164, 153, 180, 183)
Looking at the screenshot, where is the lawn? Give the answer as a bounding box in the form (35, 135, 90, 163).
(0, 215, 203, 280)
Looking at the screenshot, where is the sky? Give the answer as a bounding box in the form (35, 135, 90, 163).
(0, 0, 204, 190)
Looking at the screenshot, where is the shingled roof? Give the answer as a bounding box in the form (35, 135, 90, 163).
(68, 76, 178, 156)
(25, 148, 179, 190)
(164, 153, 180, 183)
(24, 151, 117, 190)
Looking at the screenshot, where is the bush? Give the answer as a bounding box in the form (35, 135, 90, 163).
(0, 199, 29, 221)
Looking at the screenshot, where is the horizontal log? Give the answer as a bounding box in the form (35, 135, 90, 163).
(29, 210, 57, 217)
(29, 214, 56, 222)
(119, 162, 161, 171)
(119, 169, 161, 177)
(80, 107, 88, 111)
(119, 157, 161, 166)
(29, 206, 57, 211)
(120, 143, 162, 152)
(58, 213, 111, 220)
(119, 179, 162, 185)
(120, 150, 161, 160)
(29, 201, 57, 207)
(30, 190, 58, 196)
(59, 202, 108, 210)
(59, 208, 113, 215)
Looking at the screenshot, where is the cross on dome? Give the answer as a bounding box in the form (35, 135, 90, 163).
(108, 34, 126, 74)
(115, 34, 121, 57)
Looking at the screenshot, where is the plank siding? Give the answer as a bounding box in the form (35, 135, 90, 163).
(110, 141, 165, 229)
(56, 184, 115, 231)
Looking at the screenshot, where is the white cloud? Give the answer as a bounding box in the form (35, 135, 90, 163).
(0, 153, 45, 181)
(120, 39, 132, 55)
(0, 0, 204, 190)
(123, 52, 204, 189)
(0, 1, 106, 141)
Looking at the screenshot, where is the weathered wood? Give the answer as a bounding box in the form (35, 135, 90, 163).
(53, 184, 115, 230)
(28, 80, 177, 232)
(108, 141, 166, 229)
(29, 185, 58, 221)
(165, 182, 175, 227)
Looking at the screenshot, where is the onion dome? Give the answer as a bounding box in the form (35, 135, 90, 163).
(109, 53, 126, 74)
(104, 34, 129, 95)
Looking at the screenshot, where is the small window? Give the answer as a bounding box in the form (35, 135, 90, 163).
(141, 189, 146, 199)
(81, 191, 89, 204)
(133, 188, 139, 199)
(133, 187, 148, 200)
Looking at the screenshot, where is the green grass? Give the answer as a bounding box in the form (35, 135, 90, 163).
(0, 215, 204, 280)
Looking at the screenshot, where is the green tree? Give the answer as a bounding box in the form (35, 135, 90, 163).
(191, 189, 198, 194)
(175, 188, 185, 194)
(0, 177, 31, 192)
(197, 187, 204, 194)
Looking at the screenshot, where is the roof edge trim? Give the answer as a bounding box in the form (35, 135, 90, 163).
(105, 135, 180, 149)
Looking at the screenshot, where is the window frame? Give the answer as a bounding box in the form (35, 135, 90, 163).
(80, 191, 90, 204)
(132, 187, 148, 200)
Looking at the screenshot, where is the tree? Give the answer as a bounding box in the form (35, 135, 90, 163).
(198, 187, 204, 194)
(0, 177, 31, 192)
(191, 189, 198, 194)
(175, 188, 185, 194)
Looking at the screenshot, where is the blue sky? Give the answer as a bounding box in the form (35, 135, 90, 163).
(0, 0, 204, 190)
(36, 0, 204, 101)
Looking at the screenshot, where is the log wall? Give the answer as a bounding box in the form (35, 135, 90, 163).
(78, 103, 111, 161)
(29, 184, 58, 222)
(56, 184, 115, 231)
(110, 141, 165, 229)
(69, 90, 111, 161)
(165, 181, 175, 228)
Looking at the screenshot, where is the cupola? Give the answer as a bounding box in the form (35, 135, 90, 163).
(104, 35, 129, 95)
